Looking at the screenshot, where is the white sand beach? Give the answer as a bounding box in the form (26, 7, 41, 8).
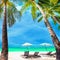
(0, 52, 56, 60)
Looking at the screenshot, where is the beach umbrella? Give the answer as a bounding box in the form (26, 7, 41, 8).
(40, 43, 52, 46)
(40, 43, 52, 51)
(22, 42, 32, 46)
(22, 42, 32, 51)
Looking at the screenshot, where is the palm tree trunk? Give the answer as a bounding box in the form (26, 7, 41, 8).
(34, 2, 60, 60)
(43, 16, 60, 60)
(1, 4, 8, 60)
(56, 48, 60, 60)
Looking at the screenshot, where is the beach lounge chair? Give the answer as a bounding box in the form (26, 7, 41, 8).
(45, 51, 56, 57)
(46, 51, 52, 55)
(23, 52, 41, 58)
(24, 51, 29, 56)
(33, 52, 41, 57)
(50, 52, 56, 57)
(24, 51, 29, 58)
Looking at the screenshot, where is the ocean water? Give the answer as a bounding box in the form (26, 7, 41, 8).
(0, 46, 56, 52)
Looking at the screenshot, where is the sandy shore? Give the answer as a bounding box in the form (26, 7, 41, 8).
(0, 52, 56, 60)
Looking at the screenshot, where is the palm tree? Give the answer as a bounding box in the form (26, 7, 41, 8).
(38, 0, 60, 26)
(0, 0, 18, 60)
(21, 0, 60, 60)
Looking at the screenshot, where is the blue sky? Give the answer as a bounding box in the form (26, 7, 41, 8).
(0, 1, 60, 48)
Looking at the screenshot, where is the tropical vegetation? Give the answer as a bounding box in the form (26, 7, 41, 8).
(0, 0, 18, 60)
(20, 0, 60, 60)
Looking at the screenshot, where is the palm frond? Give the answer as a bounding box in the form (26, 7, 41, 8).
(7, 1, 17, 13)
(7, 1, 19, 27)
(14, 11, 21, 21)
(58, 25, 60, 30)
(53, 8, 60, 13)
(52, 16, 60, 24)
(50, 0, 58, 5)
(0, 3, 3, 17)
(21, 0, 29, 2)
(31, 2, 37, 20)
(51, 16, 57, 25)
(7, 9, 16, 27)
(38, 2, 49, 9)
(38, 16, 43, 22)
(38, 0, 50, 5)
(2, 0, 8, 4)
(37, 11, 41, 17)
(51, 15, 60, 27)
(20, 1, 31, 15)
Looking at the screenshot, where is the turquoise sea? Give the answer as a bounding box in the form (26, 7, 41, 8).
(0, 46, 56, 52)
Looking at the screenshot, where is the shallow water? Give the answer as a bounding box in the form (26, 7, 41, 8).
(0, 46, 56, 52)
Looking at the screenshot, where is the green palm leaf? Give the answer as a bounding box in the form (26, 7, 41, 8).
(52, 16, 60, 24)
(7, 1, 17, 13)
(7, 7, 16, 27)
(38, 16, 43, 22)
(8, 12, 16, 27)
(50, 0, 58, 5)
(8, 15, 16, 27)
(51, 16, 57, 25)
(31, 2, 37, 20)
(20, 1, 31, 15)
(0, 3, 3, 17)
(58, 25, 60, 30)
(7, 2, 18, 27)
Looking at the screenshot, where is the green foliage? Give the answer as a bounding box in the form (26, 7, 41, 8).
(58, 25, 60, 30)
(54, 7, 60, 13)
(20, 1, 31, 15)
(7, 8, 16, 27)
(51, 4, 60, 13)
(38, 16, 43, 22)
(38, 0, 50, 4)
(38, 0, 50, 8)
(8, 2, 17, 13)
(51, 16, 60, 25)
(21, 0, 60, 26)
(21, 0, 29, 2)
(54, 16, 60, 23)
(0, 4, 3, 17)
(0, 0, 19, 27)
(31, 2, 37, 20)
(36, 10, 42, 18)
(50, 0, 58, 5)
(7, 2, 18, 27)
(52, 17, 57, 25)
(3, 0, 8, 4)
(20, 0, 38, 20)
(38, 0, 60, 25)
(8, 14, 16, 27)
